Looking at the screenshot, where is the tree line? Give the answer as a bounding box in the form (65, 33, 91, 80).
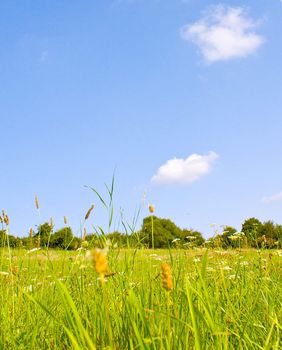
(0, 216, 281, 249)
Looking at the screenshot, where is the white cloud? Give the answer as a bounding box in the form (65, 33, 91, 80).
(261, 192, 282, 203)
(152, 151, 218, 185)
(180, 5, 264, 63)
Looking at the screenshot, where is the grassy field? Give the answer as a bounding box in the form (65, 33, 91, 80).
(0, 247, 281, 349)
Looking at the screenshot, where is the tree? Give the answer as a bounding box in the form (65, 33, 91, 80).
(182, 229, 205, 247)
(34, 223, 53, 247)
(221, 226, 238, 248)
(274, 225, 282, 248)
(0, 230, 22, 248)
(139, 216, 183, 248)
(50, 227, 74, 249)
(106, 231, 129, 247)
(241, 218, 262, 247)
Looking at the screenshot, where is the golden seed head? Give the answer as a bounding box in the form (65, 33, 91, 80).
(85, 204, 94, 220)
(10, 266, 19, 275)
(64, 216, 68, 225)
(3, 215, 9, 226)
(148, 204, 155, 214)
(92, 249, 109, 275)
(29, 228, 33, 238)
(83, 227, 87, 241)
(161, 263, 173, 291)
(35, 196, 39, 210)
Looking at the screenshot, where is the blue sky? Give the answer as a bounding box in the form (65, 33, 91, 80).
(1, 0, 281, 238)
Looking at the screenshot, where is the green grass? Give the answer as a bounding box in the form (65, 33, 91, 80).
(0, 248, 281, 349)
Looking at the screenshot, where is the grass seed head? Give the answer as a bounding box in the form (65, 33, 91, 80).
(83, 227, 87, 241)
(161, 263, 173, 291)
(3, 215, 9, 226)
(149, 204, 155, 214)
(64, 216, 68, 225)
(85, 204, 94, 220)
(92, 249, 109, 276)
(35, 196, 39, 209)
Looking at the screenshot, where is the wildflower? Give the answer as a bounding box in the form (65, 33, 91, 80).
(172, 238, 180, 243)
(24, 285, 34, 292)
(206, 267, 215, 272)
(148, 204, 154, 214)
(85, 204, 94, 220)
(0, 271, 9, 276)
(27, 247, 41, 254)
(161, 263, 173, 291)
(227, 274, 240, 280)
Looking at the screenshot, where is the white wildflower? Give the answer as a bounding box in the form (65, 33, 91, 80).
(27, 247, 41, 254)
(0, 271, 9, 276)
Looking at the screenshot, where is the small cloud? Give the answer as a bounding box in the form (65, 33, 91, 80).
(180, 5, 264, 63)
(261, 192, 282, 203)
(152, 151, 218, 185)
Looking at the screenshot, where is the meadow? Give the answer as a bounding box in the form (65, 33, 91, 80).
(0, 247, 281, 349)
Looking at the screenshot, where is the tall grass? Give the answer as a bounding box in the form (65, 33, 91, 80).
(0, 247, 281, 349)
(0, 181, 281, 349)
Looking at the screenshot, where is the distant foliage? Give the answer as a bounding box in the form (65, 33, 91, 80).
(242, 218, 282, 248)
(50, 227, 76, 250)
(139, 216, 183, 248)
(1, 216, 282, 250)
(139, 216, 205, 248)
(0, 230, 22, 248)
(34, 222, 53, 247)
(206, 218, 282, 249)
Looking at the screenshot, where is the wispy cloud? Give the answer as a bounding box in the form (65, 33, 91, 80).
(180, 5, 264, 63)
(152, 151, 218, 185)
(261, 192, 282, 203)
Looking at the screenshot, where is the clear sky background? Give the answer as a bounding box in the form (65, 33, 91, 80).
(1, 0, 281, 238)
